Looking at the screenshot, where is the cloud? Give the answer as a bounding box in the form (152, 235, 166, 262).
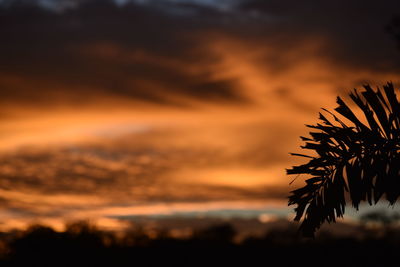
(0, 123, 291, 197)
(0, 0, 247, 107)
(1, 0, 400, 109)
(239, 0, 400, 72)
(0, 125, 290, 229)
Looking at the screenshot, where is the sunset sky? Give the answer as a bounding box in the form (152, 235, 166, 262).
(1, 0, 400, 231)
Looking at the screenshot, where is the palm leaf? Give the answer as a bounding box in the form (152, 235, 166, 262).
(288, 83, 400, 237)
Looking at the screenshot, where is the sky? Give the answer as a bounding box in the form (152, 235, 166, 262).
(0, 0, 400, 231)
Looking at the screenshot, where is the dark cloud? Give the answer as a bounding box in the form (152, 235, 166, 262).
(0, 0, 247, 106)
(1, 0, 400, 108)
(239, 0, 400, 71)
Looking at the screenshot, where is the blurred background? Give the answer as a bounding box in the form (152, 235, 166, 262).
(1, 0, 400, 247)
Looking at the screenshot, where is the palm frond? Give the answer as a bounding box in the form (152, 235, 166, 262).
(288, 82, 400, 237)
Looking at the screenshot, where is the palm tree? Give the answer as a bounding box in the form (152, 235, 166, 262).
(287, 82, 400, 237)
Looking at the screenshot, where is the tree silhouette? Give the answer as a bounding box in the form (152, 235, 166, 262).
(287, 83, 400, 237)
(360, 209, 400, 227)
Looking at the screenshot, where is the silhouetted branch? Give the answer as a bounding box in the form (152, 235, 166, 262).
(288, 83, 400, 237)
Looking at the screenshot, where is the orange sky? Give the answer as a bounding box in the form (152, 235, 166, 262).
(1, 0, 400, 231)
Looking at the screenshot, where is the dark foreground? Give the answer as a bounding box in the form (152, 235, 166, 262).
(0, 221, 399, 267)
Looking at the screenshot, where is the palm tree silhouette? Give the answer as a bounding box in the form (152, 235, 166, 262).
(288, 83, 400, 237)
